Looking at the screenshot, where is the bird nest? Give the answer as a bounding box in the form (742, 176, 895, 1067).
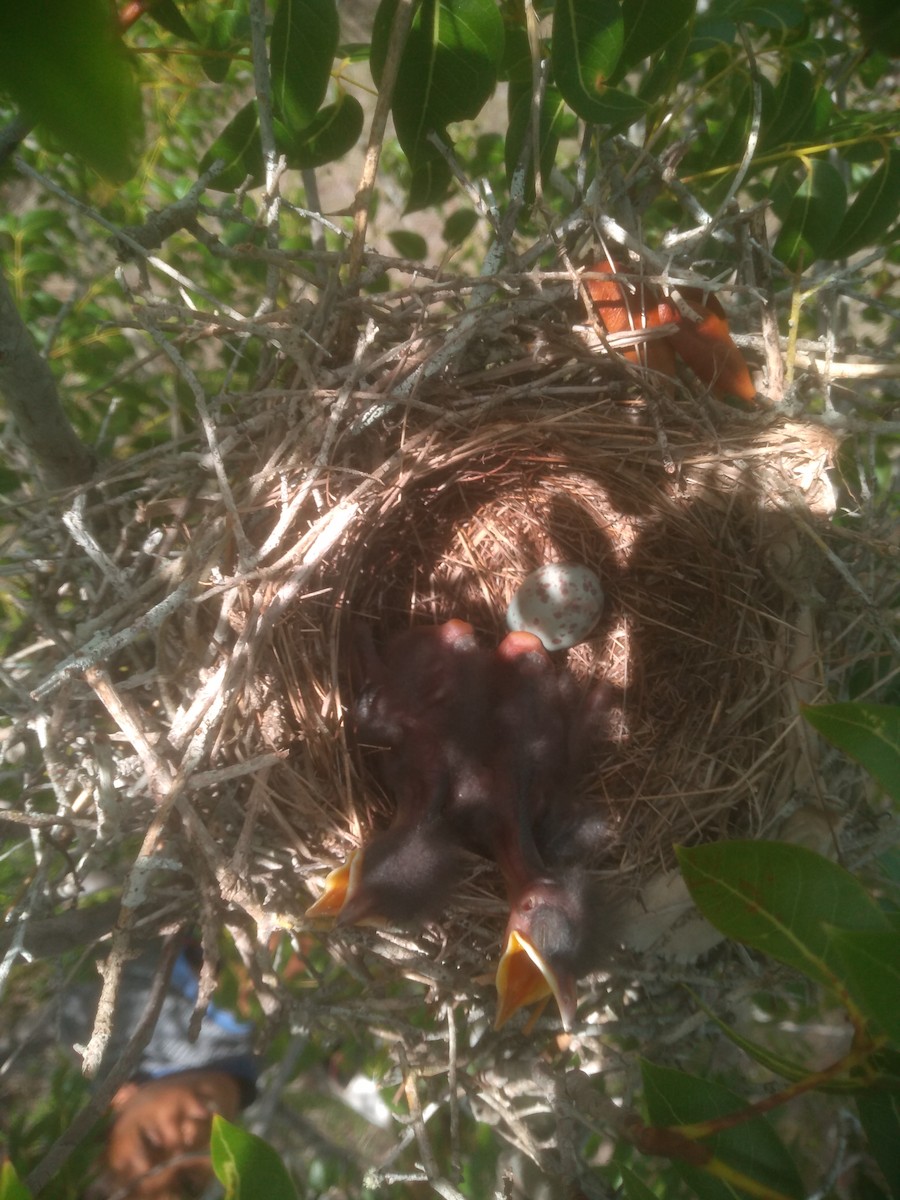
(5, 267, 869, 1186)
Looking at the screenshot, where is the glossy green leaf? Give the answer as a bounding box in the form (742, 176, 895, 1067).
(271, 0, 339, 130)
(210, 1115, 299, 1200)
(773, 158, 848, 270)
(200, 102, 263, 192)
(828, 929, 900, 1046)
(505, 82, 568, 202)
(280, 94, 364, 169)
(553, 0, 645, 128)
(619, 0, 696, 70)
(760, 61, 816, 152)
(372, 0, 504, 210)
(676, 841, 891, 990)
(0, 0, 143, 181)
(802, 703, 900, 804)
(825, 153, 900, 259)
(202, 10, 250, 83)
(146, 0, 198, 42)
(0, 1161, 32, 1200)
(857, 1093, 900, 1200)
(641, 1060, 805, 1199)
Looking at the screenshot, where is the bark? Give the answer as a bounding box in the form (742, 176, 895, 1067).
(0, 266, 96, 489)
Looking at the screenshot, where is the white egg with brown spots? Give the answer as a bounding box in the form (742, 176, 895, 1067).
(506, 564, 603, 650)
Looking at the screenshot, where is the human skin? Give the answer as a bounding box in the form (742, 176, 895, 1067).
(94, 1068, 241, 1198)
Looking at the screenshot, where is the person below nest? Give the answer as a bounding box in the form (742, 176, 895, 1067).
(307, 619, 619, 1032)
(60, 937, 259, 1198)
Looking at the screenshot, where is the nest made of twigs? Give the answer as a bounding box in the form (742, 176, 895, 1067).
(7, 268, 877, 1190)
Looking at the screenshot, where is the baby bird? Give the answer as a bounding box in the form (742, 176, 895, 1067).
(485, 633, 614, 1032)
(306, 619, 490, 926)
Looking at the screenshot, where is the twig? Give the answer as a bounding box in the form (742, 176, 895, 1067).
(345, 0, 415, 294)
(31, 579, 196, 700)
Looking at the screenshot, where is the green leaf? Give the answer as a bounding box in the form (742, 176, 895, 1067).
(202, 10, 250, 84)
(0, 1161, 32, 1200)
(802, 703, 900, 804)
(619, 0, 696, 71)
(372, 0, 504, 211)
(825, 153, 900, 259)
(676, 841, 891, 991)
(641, 1060, 805, 1199)
(737, 1, 807, 34)
(200, 102, 263, 192)
(857, 1093, 900, 1200)
(637, 24, 692, 105)
(210, 1115, 299, 1200)
(442, 207, 479, 244)
(553, 0, 645, 128)
(279, 93, 364, 169)
(146, 0, 198, 42)
(828, 929, 900, 1046)
(759, 61, 816, 152)
(271, 0, 339, 131)
(388, 230, 428, 259)
(773, 158, 848, 270)
(0, 0, 143, 181)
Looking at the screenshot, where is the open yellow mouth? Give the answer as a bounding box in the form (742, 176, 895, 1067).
(304, 849, 363, 919)
(494, 929, 570, 1032)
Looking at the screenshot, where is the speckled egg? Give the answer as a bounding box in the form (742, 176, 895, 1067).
(505, 563, 604, 650)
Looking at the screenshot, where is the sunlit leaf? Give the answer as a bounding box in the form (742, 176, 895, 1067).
(802, 703, 900, 804)
(676, 841, 891, 990)
(641, 1060, 805, 1199)
(0, 0, 142, 181)
(553, 0, 644, 128)
(773, 158, 847, 269)
(210, 1115, 298, 1200)
(372, 0, 504, 210)
(280, 94, 364, 169)
(825, 152, 900, 259)
(271, 0, 339, 130)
